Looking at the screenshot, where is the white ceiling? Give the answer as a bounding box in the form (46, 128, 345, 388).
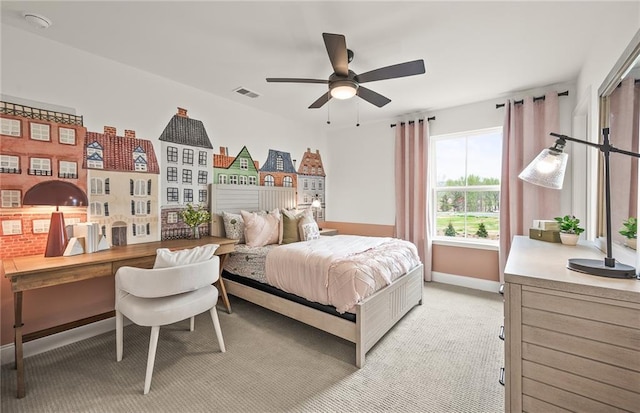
(0, 1, 632, 128)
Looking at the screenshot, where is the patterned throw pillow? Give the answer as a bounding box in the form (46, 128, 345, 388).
(300, 222, 320, 241)
(222, 211, 245, 243)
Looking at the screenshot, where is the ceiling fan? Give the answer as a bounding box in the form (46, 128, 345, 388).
(266, 33, 426, 109)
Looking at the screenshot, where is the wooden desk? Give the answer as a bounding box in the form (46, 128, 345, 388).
(3, 236, 237, 398)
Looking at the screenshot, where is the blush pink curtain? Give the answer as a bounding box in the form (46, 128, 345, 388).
(394, 120, 432, 281)
(609, 77, 639, 245)
(499, 93, 561, 282)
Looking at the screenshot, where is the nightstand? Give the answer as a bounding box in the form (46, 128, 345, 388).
(319, 228, 338, 236)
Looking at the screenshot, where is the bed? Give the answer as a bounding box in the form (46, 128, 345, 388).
(209, 184, 424, 367)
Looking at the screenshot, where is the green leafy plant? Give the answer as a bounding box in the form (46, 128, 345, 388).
(619, 217, 637, 239)
(444, 222, 457, 237)
(554, 215, 585, 235)
(476, 222, 488, 238)
(180, 203, 211, 228)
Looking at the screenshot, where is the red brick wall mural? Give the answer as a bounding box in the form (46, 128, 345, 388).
(1, 100, 327, 258)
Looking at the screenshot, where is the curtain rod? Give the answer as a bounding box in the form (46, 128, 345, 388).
(390, 116, 435, 128)
(495, 90, 569, 109)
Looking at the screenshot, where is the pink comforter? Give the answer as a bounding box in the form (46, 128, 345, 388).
(265, 235, 421, 313)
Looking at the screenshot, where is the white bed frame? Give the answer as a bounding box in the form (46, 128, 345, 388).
(209, 184, 424, 367)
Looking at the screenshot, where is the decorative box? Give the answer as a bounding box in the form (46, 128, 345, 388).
(529, 228, 561, 243)
(532, 219, 560, 231)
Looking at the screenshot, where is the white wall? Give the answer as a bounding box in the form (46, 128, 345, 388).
(326, 82, 576, 225)
(1, 25, 325, 174)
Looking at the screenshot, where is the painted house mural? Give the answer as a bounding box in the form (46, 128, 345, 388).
(259, 149, 297, 190)
(0, 101, 88, 258)
(213, 146, 260, 185)
(83, 126, 160, 246)
(159, 107, 213, 240)
(297, 148, 326, 222)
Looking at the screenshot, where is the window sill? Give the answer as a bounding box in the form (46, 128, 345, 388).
(432, 238, 499, 251)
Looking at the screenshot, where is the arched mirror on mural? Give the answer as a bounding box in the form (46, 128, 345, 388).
(597, 29, 640, 271)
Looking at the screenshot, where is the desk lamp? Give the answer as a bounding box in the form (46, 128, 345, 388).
(519, 128, 638, 278)
(23, 180, 88, 257)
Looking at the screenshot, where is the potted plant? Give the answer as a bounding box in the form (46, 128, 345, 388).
(619, 217, 637, 250)
(554, 215, 584, 246)
(180, 203, 211, 239)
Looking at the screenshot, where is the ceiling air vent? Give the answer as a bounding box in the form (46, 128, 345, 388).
(234, 87, 260, 99)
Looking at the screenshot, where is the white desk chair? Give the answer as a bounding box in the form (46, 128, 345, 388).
(115, 255, 225, 394)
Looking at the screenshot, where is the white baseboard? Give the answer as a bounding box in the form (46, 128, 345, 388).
(1, 317, 117, 366)
(431, 271, 501, 293)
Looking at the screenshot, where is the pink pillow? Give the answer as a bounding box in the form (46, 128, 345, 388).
(241, 209, 281, 247)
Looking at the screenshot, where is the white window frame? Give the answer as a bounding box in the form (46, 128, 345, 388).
(135, 223, 147, 237)
(248, 176, 257, 185)
(30, 157, 51, 172)
(264, 175, 274, 187)
(218, 174, 227, 184)
(59, 127, 76, 145)
(1, 118, 20, 136)
(1, 155, 19, 170)
(283, 176, 293, 188)
(2, 219, 22, 235)
(430, 126, 502, 247)
(91, 178, 105, 195)
(240, 158, 248, 170)
(134, 179, 147, 196)
(30, 123, 50, 141)
(59, 161, 77, 176)
(229, 175, 238, 185)
(135, 200, 147, 215)
(1, 190, 21, 207)
(167, 212, 178, 224)
(239, 175, 247, 185)
(90, 202, 103, 216)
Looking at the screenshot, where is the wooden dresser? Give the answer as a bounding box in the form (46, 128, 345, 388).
(503, 236, 640, 412)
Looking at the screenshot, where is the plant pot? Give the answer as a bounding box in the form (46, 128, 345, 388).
(191, 226, 200, 240)
(560, 233, 579, 246)
(625, 238, 637, 250)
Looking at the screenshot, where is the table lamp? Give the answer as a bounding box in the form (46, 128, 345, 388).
(518, 128, 638, 278)
(311, 198, 322, 222)
(22, 180, 88, 257)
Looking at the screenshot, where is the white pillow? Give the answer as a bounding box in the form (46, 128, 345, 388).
(153, 244, 219, 269)
(222, 211, 245, 243)
(241, 209, 281, 247)
(300, 222, 320, 241)
(298, 208, 318, 240)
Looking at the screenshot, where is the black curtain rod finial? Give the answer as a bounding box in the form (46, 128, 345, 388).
(496, 90, 569, 109)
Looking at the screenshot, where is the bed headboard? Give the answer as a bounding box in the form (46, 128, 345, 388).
(209, 184, 297, 237)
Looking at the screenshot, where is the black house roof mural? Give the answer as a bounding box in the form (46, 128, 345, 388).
(260, 149, 297, 173)
(158, 107, 213, 149)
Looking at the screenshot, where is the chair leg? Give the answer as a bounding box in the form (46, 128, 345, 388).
(116, 311, 123, 362)
(144, 326, 160, 395)
(209, 307, 226, 353)
(189, 316, 195, 332)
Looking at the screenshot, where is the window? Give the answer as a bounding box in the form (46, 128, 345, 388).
(303, 179, 308, 190)
(134, 157, 147, 172)
(276, 155, 284, 171)
(239, 176, 247, 185)
(135, 200, 147, 215)
(218, 174, 227, 184)
(182, 169, 192, 184)
(167, 167, 178, 181)
(32, 219, 49, 233)
(311, 180, 316, 190)
(264, 175, 274, 186)
(167, 212, 178, 224)
(90, 202, 103, 216)
(248, 176, 257, 185)
(91, 178, 104, 195)
(167, 146, 178, 163)
(30, 123, 50, 141)
(134, 223, 147, 237)
(229, 175, 238, 185)
(199, 151, 207, 166)
(432, 127, 502, 242)
(1, 155, 20, 173)
(1, 118, 20, 136)
(29, 158, 51, 175)
(59, 127, 76, 145)
(59, 161, 77, 178)
(182, 149, 194, 165)
(311, 167, 316, 174)
(133, 179, 147, 196)
(2, 219, 22, 234)
(167, 187, 179, 202)
(1, 190, 21, 207)
(199, 190, 207, 202)
(198, 170, 207, 184)
(283, 176, 293, 187)
(184, 188, 193, 203)
(318, 180, 323, 190)
(303, 166, 308, 174)
(318, 167, 323, 175)
(240, 158, 248, 170)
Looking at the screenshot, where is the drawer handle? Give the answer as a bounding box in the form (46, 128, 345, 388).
(499, 284, 504, 295)
(499, 325, 505, 341)
(499, 367, 505, 386)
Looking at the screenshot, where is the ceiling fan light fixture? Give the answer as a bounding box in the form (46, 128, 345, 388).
(330, 80, 358, 100)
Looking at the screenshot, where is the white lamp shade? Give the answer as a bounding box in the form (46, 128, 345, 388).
(518, 148, 568, 189)
(311, 199, 322, 209)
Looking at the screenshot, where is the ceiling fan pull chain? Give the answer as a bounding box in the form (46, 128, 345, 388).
(326, 91, 331, 124)
(356, 97, 360, 127)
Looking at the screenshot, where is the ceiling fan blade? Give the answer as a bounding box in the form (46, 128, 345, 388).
(309, 92, 331, 109)
(322, 33, 349, 77)
(357, 86, 391, 108)
(266, 78, 328, 84)
(356, 60, 426, 84)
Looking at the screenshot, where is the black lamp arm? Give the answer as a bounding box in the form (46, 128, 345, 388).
(550, 131, 640, 158)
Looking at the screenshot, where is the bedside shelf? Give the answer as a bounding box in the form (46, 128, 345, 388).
(319, 228, 338, 236)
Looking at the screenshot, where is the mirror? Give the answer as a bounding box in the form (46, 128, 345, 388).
(598, 29, 640, 266)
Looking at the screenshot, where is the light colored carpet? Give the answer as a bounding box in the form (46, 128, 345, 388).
(1, 282, 504, 412)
